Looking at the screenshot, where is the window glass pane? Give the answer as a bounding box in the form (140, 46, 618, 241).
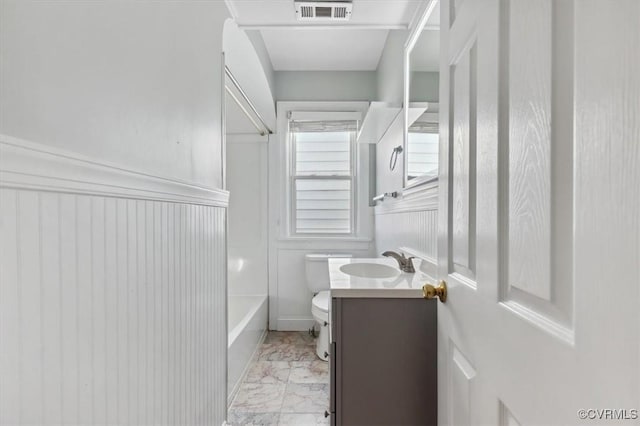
(295, 131, 351, 176)
(407, 132, 439, 179)
(295, 179, 351, 234)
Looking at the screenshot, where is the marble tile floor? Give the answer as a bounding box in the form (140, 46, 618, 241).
(228, 331, 330, 426)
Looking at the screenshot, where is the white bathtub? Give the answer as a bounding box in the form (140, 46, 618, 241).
(228, 295, 268, 403)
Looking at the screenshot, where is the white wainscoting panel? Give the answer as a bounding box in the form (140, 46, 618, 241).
(374, 182, 438, 267)
(0, 137, 229, 426)
(375, 209, 438, 259)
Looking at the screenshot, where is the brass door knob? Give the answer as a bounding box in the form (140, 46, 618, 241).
(423, 280, 447, 303)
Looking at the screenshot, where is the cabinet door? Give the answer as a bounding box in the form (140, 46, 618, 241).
(337, 298, 436, 425)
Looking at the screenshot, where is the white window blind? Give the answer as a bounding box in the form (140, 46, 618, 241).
(407, 122, 439, 179)
(290, 120, 356, 235)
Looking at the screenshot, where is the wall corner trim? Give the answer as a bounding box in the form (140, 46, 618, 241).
(0, 134, 230, 207)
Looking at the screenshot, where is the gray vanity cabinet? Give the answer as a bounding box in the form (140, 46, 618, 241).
(329, 297, 437, 426)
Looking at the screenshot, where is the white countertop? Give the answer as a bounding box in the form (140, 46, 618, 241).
(328, 257, 435, 298)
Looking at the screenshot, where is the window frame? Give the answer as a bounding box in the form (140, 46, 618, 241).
(288, 126, 358, 237)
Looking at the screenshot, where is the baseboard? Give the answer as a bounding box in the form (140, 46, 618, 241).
(276, 318, 315, 331)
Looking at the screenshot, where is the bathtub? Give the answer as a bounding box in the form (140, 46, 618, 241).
(227, 295, 268, 403)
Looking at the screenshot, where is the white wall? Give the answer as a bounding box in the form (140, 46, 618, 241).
(245, 30, 277, 101)
(374, 29, 412, 196)
(224, 21, 277, 131)
(227, 136, 269, 297)
(275, 71, 377, 102)
(373, 28, 440, 276)
(269, 102, 375, 331)
(1, 0, 229, 189)
(375, 128, 405, 196)
(411, 72, 440, 102)
(0, 1, 230, 424)
(376, 30, 409, 104)
(224, 25, 272, 299)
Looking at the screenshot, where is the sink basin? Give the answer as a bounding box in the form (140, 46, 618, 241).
(339, 263, 400, 279)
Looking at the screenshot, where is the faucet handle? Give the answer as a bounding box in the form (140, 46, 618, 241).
(404, 256, 416, 273)
(401, 254, 416, 264)
(395, 252, 409, 261)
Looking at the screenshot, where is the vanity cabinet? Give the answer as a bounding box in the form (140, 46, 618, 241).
(329, 297, 437, 426)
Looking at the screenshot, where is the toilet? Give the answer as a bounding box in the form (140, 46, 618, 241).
(305, 253, 352, 361)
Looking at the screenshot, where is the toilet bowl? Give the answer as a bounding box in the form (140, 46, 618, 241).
(311, 291, 330, 360)
(305, 253, 352, 361)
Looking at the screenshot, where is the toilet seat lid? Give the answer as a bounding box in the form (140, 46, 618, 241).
(312, 291, 330, 312)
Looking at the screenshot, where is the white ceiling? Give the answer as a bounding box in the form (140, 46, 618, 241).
(261, 29, 389, 71)
(226, 0, 440, 71)
(228, 0, 424, 27)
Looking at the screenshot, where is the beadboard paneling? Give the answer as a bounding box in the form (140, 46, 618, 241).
(0, 140, 228, 425)
(375, 209, 438, 263)
(374, 183, 438, 270)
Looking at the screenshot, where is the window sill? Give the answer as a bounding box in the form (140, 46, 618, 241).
(277, 236, 373, 243)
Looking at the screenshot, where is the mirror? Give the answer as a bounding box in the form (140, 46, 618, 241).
(403, 2, 440, 188)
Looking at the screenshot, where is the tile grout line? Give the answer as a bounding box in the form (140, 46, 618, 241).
(229, 332, 330, 425)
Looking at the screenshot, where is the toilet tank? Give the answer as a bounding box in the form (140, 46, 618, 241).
(305, 253, 352, 293)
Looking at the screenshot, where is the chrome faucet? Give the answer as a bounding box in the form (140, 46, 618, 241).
(382, 251, 416, 273)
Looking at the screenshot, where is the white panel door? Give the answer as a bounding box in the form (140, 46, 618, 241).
(437, 0, 640, 424)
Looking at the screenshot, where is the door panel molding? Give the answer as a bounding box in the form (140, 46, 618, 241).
(448, 34, 478, 283)
(449, 341, 476, 426)
(497, 0, 575, 343)
(499, 401, 522, 426)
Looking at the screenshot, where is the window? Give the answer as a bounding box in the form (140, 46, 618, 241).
(407, 121, 439, 181)
(289, 120, 357, 235)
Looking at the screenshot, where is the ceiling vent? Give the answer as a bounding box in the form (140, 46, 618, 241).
(294, 1, 353, 22)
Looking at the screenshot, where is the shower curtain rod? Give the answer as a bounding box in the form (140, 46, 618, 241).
(225, 66, 273, 135)
(225, 86, 266, 136)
